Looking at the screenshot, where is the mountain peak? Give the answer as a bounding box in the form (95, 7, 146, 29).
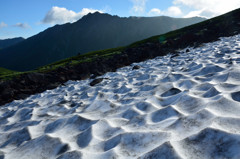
(78, 12, 115, 24)
(89, 11, 102, 15)
(83, 11, 111, 19)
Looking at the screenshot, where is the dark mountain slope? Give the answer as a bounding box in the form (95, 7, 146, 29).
(0, 12, 205, 71)
(0, 37, 24, 49)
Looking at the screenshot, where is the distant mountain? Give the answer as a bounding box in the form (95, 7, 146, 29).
(0, 37, 24, 49)
(0, 12, 205, 71)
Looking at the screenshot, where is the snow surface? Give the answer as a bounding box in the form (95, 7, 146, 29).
(1, 34, 240, 159)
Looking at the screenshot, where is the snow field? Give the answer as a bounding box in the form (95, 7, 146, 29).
(1, 35, 240, 158)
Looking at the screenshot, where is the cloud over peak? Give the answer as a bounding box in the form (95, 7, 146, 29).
(174, 0, 240, 18)
(148, 6, 182, 17)
(148, 8, 161, 16)
(131, 0, 148, 14)
(42, 7, 103, 25)
(167, 6, 182, 16)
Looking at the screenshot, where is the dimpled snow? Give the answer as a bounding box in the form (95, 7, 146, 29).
(1, 34, 240, 159)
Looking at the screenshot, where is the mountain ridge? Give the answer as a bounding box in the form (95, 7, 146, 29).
(0, 12, 205, 71)
(0, 37, 24, 49)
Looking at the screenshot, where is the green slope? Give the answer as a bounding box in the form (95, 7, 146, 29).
(0, 67, 20, 79)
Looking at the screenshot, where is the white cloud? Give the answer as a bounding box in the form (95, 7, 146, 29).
(148, 8, 162, 16)
(131, 0, 181, 17)
(0, 22, 8, 28)
(131, 0, 148, 14)
(149, 6, 182, 17)
(42, 7, 103, 25)
(174, 0, 240, 18)
(167, 6, 182, 16)
(13, 23, 30, 29)
(184, 9, 214, 18)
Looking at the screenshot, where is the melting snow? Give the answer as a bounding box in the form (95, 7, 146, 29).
(1, 34, 240, 158)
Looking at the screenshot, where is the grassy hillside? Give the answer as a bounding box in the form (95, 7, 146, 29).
(0, 67, 19, 79)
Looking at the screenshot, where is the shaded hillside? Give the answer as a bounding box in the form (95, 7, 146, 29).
(0, 12, 205, 71)
(0, 37, 24, 49)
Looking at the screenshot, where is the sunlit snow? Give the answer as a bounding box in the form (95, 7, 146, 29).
(1, 34, 240, 159)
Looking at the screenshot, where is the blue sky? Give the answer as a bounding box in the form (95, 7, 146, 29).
(1, 0, 240, 39)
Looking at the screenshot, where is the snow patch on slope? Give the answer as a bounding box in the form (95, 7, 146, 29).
(1, 34, 240, 158)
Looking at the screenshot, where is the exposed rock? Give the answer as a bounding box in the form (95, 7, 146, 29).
(1, 89, 14, 101)
(14, 94, 29, 100)
(132, 65, 141, 70)
(46, 83, 61, 90)
(90, 74, 98, 79)
(90, 78, 104, 86)
(90, 72, 102, 79)
(26, 73, 46, 83)
(171, 53, 179, 58)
